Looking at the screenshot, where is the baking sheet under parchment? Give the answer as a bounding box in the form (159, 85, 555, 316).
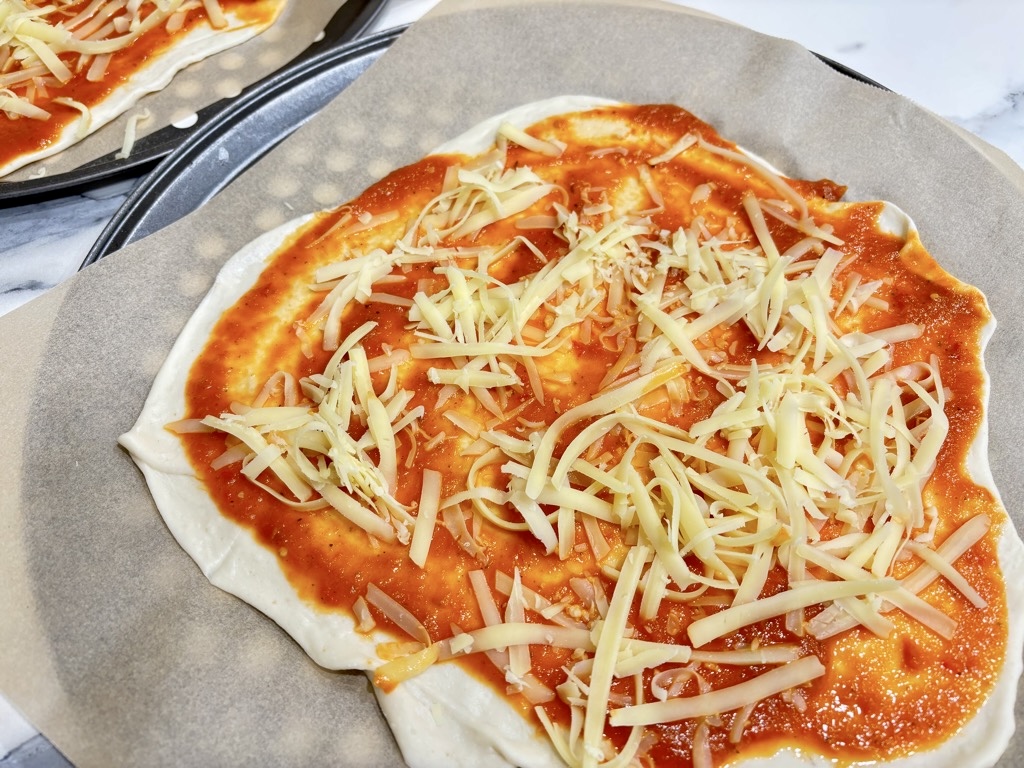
(1, 0, 345, 184)
(2, 0, 1024, 765)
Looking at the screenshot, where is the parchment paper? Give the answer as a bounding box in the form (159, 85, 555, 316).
(0, 0, 346, 183)
(2, 0, 1023, 765)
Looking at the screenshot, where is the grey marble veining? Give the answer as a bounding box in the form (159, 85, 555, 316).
(961, 84, 1024, 168)
(0, 183, 131, 316)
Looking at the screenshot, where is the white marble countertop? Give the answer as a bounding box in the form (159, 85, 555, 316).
(3, 0, 1024, 761)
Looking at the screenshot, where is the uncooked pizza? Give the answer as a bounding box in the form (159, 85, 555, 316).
(121, 96, 1024, 768)
(0, 0, 286, 177)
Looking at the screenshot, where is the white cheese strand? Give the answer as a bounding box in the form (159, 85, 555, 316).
(610, 655, 826, 727)
(409, 469, 441, 568)
(687, 578, 899, 648)
(582, 545, 649, 768)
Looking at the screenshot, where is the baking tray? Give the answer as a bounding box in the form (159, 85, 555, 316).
(0, 0, 388, 208)
(82, 39, 883, 267)
(82, 25, 404, 267)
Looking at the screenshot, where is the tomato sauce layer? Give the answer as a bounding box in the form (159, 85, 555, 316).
(181, 104, 1007, 767)
(0, 0, 281, 170)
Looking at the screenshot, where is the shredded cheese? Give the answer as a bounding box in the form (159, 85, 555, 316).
(195, 103, 998, 767)
(0, 1, 233, 123)
(114, 106, 150, 159)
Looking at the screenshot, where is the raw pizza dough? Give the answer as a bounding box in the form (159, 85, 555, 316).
(120, 96, 1024, 768)
(0, 0, 287, 178)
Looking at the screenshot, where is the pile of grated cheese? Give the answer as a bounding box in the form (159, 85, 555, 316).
(0, 0, 226, 123)
(197, 108, 993, 768)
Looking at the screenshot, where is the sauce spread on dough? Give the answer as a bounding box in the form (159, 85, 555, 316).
(0, 0, 282, 172)
(181, 104, 1007, 767)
